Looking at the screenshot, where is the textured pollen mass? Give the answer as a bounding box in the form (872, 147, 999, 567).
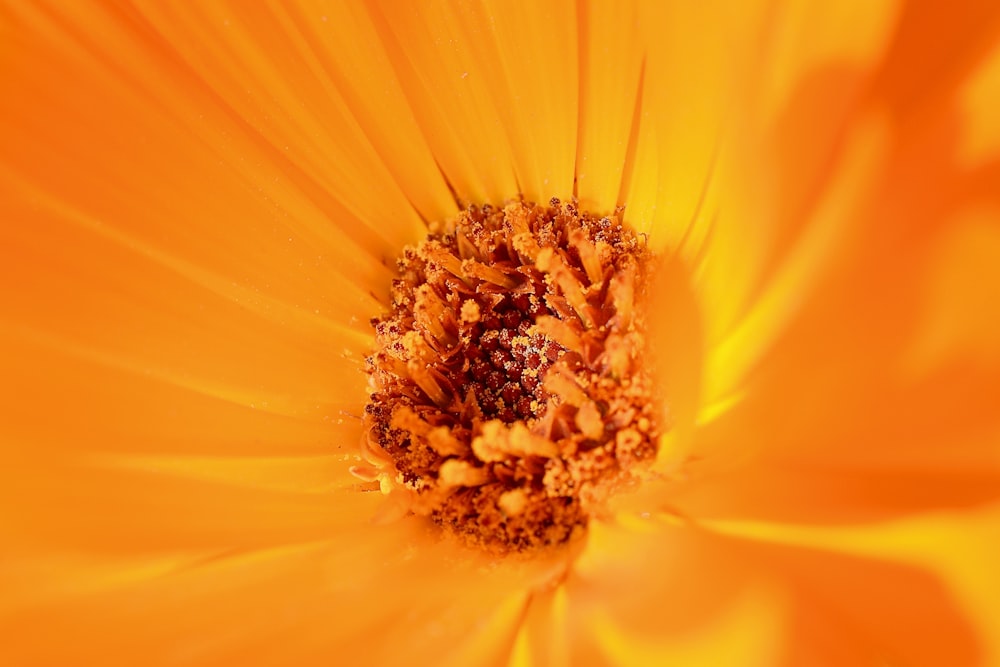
(359, 198, 663, 552)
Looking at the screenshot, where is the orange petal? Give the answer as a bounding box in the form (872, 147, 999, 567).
(366, 0, 521, 204)
(572, 0, 644, 212)
(476, 0, 579, 201)
(703, 509, 1000, 666)
(588, 586, 784, 667)
(0, 525, 412, 665)
(589, 514, 981, 667)
(906, 206, 1000, 371)
(509, 586, 571, 667)
(703, 110, 890, 406)
(958, 38, 1000, 168)
(127, 0, 444, 230)
(875, 1, 1000, 115)
(0, 458, 380, 553)
(568, 518, 771, 657)
(683, 73, 1000, 511)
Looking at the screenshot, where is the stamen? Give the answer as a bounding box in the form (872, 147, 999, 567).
(439, 459, 490, 487)
(536, 247, 596, 329)
(462, 259, 520, 289)
(407, 360, 451, 408)
(569, 228, 605, 286)
(413, 284, 457, 347)
(610, 254, 637, 329)
(542, 365, 589, 407)
(533, 315, 584, 355)
(471, 421, 560, 462)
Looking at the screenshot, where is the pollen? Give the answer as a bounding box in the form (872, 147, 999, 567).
(360, 198, 663, 553)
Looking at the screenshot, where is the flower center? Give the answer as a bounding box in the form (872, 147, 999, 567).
(358, 198, 662, 553)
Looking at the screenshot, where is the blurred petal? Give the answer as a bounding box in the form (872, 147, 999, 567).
(0, 519, 553, 666)
(875, 0, 1000, 115)
(589, 585, 784, 667)
(906, 207, 1000, 371)
(0, 458, 378, 553)
(704, 110, 890, 406)
(509, 587, 571, 667)
(691, 0, 899, 360)
(601, 513, 982, 667)
(566, 519, 781, 665)
(704, 505, 1000, 666)
(958, 39, 1000, 168)
(674, 41, 1000, 522)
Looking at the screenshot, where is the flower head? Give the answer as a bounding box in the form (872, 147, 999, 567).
(2, 1, 1000, 666)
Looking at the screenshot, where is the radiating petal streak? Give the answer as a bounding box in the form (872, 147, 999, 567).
(0, 323, 329, 420)
(5, 168, 378, 344)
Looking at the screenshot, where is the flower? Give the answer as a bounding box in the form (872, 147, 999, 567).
(2, 1, 999, 665)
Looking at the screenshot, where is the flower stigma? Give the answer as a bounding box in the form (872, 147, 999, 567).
(356, 199, 663, 553)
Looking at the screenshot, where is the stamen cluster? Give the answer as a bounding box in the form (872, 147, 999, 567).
(358, 199, 661, 552)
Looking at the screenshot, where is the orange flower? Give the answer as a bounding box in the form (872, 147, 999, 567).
(2, 1, 999, 665)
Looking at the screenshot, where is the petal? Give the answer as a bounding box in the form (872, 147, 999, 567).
(675, 35, 1000, 519)
(703, 507, 1000, 666)
(0, 458, 379, 553)
(703, 110, 891, 406)
(1, 1, 393, 462)
(128, 0, 448, 228)
(0, 518, 545, 666)
(572, 0, 644, 212)
(475, 0, 579, 200)
(958, 39, 1000, 168)
(365, 0, 521, 204)
(625, 0, 747, 248)
(596, 513, 982, 667)
(875, 0, 1000, 115)
(588, 587, 784, 667)
(509, 587, 572, 667)
(0, 199, 371, 456)
(630, 1, 901, 412)
(0, 0, 405, 594)
(906, 206, 1000, 371)
(565, 518, 783, 665)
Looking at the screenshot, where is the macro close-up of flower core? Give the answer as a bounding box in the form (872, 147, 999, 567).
(2, 1, 1000, 666)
